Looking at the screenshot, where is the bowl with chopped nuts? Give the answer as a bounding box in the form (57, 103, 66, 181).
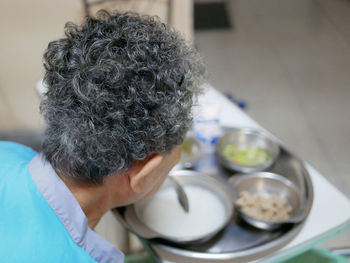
(229, 172, 304, 230)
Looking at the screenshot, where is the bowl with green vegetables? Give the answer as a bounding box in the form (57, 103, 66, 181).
(215, 128, 280, 173)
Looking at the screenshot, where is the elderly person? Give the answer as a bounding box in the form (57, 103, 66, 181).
(0, 11, 205, 263)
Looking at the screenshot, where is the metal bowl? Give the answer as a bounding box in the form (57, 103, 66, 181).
(179, 136, 202, 169)
(124, 170, 234, 244)
(229, 172, 306, 230)
(216, 128, 280, 173)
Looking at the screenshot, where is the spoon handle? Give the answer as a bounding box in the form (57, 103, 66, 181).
(169, 176, 190, 213)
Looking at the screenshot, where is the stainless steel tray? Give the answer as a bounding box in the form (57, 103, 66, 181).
(113, 132, 314, 263)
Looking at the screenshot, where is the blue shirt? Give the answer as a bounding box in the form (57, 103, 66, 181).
(0, 141, 124, 263)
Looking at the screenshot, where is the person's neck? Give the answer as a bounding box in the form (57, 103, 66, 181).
(59, 175, 111, 229)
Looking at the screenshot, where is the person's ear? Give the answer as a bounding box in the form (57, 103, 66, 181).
(129, 154, 164, 193)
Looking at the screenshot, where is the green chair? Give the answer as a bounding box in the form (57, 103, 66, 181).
(282, 248, 350, 263)
(124, 252, 157, 263)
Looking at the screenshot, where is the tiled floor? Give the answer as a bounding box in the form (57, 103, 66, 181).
(195, 0, 350, 248)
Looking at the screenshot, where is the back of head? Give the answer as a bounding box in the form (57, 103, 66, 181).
(41, 11, 205, 185)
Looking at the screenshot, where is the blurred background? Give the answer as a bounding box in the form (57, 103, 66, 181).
(0, 0, 349, 255)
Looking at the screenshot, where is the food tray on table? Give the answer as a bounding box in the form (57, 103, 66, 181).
(113, 128, 314, 263)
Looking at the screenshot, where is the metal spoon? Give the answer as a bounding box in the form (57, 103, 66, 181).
(168, 176, 190, 213)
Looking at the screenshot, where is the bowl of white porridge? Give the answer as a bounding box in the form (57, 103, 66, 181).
(124, 170, 234, 244)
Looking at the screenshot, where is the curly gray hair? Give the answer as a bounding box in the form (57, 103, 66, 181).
(41, 11, 205, 184)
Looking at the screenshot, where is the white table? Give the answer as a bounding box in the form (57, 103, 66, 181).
(196, 84, 350, 262)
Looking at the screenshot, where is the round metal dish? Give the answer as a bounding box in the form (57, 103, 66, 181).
(180, 136, 202, 169)
(229, 172, 304, 230)
(123, 170, 235, 245)
(113, 128, 314, 262)
(216, 128, 280, 173)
